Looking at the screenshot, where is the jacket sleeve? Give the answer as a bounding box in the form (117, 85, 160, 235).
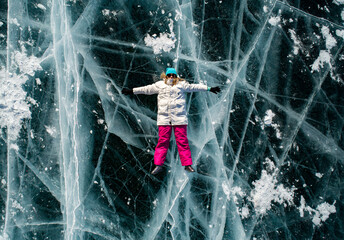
(133, 83, 160, 95)
(181, 81, 208, 92)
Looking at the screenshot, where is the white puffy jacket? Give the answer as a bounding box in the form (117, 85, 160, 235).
(133, 80, 208, 125)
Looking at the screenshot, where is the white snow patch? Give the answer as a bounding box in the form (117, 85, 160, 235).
(263, 6, 269, 13)
(240, 206, 250, 219)
(0, 51, 42, 140)
(12, 200, 24, 212)
(106, 83, 115, 101)
(315, 172, 323, 178)
(0, 233, 9, 240)
(222, 181, 230, 198)
(9, 18, 20, 26)
(311, 50, 331, 72)
(152, 199, 158, 207)
(26, 97, 38, 106)
(102, 9, 111, 16)
(10, 144, 19, 151)
(333, 0, 344, 5)
(249, 159, 295, 216)
(263, 110, 282, 139)
(0, 72, 30, 140)
(321, 26, 337, 50)
(336, 29, 344, 39)
(311, 26, 339, 73)
(268, 16, 281, 26)
(222, 182, 250, 219)
(222, 182, 246, 203)
(273, 125, 282, 139)
(35, 78, 41, 85)
(232, 186, 245, 203)
(263, 109, 275, 126)
(312, 202, 336, 226)
(45, 125, 57, 137)
(30, 130, 34, 139)
(144, 19, 176, 54)
(289, 29, 302, 55)
(36, 3, 46, 11)
(174, 10, 183, 21)
(102, 9, 120, 19)
(299, 196, 307, 217)
(14, 51, 43, 76)
(298, 196, 336, 226)
(0, 22, 3, 27)
(264, 157, 275, 171)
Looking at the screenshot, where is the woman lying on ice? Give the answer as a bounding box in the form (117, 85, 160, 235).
(122, 67, 221, 175)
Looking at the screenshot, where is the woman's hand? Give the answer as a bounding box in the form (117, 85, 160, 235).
(210, 86, 221, 94)
(122, 88, 133, 95)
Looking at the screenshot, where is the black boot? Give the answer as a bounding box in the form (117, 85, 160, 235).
(151, 165, 163, 175)
(185, 165, 195, 172)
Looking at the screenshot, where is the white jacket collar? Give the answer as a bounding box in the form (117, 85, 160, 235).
(165, 79, 173, 85)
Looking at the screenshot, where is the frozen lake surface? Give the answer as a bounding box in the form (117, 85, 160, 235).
(0, 0, 343, 239)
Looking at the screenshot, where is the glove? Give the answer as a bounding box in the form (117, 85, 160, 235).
(210, 86, 221, 94)
(122, 88, 133, 95)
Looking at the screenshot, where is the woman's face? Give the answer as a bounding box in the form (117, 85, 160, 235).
(167, 74, 177, 78)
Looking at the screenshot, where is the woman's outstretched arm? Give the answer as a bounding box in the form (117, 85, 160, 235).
(122, 83, 160, 95)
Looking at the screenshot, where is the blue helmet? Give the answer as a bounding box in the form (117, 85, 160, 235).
(166, 68, 177, 75)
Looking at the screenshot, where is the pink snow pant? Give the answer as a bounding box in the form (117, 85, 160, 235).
(154, 125, 192, 166)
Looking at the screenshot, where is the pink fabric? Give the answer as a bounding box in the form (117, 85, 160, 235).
(154, 125, 192, 166)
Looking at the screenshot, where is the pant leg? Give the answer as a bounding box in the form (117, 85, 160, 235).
(154, 126, 172, 166)
(174, 125, 193, 166)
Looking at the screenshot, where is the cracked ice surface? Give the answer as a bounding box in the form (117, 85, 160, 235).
(0, 0, 344, 239)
